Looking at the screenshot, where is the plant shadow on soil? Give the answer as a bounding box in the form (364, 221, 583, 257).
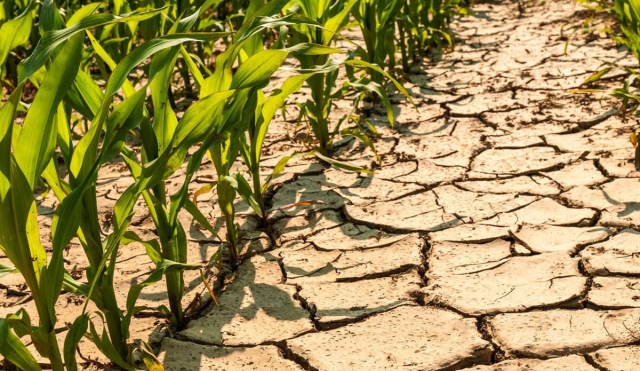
(601, 190, 640, 217)
(161, 256, 311, 368)
(157, 163, 445, 368)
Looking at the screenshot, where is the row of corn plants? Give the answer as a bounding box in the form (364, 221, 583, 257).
(0, 0, 468, 369)
(574, 0, 640, 168)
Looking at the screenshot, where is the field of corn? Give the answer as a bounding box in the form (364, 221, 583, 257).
(5, 0, 640, 369)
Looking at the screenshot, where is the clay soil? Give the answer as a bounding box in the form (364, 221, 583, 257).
(4, 0, 640, 370)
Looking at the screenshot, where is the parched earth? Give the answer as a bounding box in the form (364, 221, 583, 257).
(4, 0, 640, 370)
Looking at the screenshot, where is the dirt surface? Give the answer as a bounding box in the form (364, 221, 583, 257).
(4, 0, 640, 370)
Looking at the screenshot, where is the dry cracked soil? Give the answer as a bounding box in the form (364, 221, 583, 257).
(4, 0, 640, 370)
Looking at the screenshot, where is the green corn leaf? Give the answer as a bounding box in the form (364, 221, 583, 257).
(295, 56, 342, 74)
(63, 314, 89, 371)
(0, 86, 24, 266)
(220, 89, 257, 134)
(122, 231, 162, 265)
(3, 308, 33, 338)
(261, 152, 308, 193)
(253, 73, 313, 165)
(87, 317, 133, 370)
(0, 262, 17, 278)
(14, 32, 83, 189)
(40, 0, 65, 33)
(149, 47, 180, 156)
(581, 67, 613, 86)
(0, 85, 49, 317)
(85, 30, 137, 97)
(201, 49, 233, 96)
(184, 200, 221, 241)
(64, 70, 104, 120)
(66, 3, 105, 26)
(231, 173, 262, 215)
(323, 0, 359, 44)
(42, 152, 70, 201)
(314, 150, 373, 174)
(284, 43, 343, 55)
(101, 86, 148, 163)
(341, 128, 380, 162)
(167, 135, 221, 228)
(235, 0, 290, 43)
(0, 2, 34, 80)
(171, 90, 235, 151)
(241, 0, 269, 56)
(295, 0, 320, 21)
(180, 46, 205, 87)
(344, 59, 415, 107)
(0, 318, 40, 371)
(230, 49, 289, 90)
(61, 170, 128, 313)
(19, 7, 167, 84)
(217, 175, 238, 221)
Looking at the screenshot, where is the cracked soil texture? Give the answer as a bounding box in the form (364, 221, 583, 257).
(5, 0, 640, 370)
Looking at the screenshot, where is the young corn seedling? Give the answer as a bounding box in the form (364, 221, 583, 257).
(285, 0, 357, 155)
(235, 73, 318, 223)
(397, 0, 467, 69)
(65, 26, 230, 362)
(352, 0, 403, 84)
(119, 0, 237, 330)
(286, 0, 413, 158)
(190, 0, 343, 257)
(0, 66, 70, 371)
(198, 0, 306, 263)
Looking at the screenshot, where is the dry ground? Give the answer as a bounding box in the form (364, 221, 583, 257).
(4, 0, 640, 370)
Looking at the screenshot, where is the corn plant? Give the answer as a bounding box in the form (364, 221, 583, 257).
(0, 76, 68, 371)
(113, 0, 237, 331)
(397, 0, 468, 70)
(36, 3, 197, 362)
(235, 74, 317, 223)
(197, 0, 320, 261)
(283, 0, 356, 155)
(285, 0, 412, 158)
(0, 29, 114, 371)
(352, 0, 403, 84)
